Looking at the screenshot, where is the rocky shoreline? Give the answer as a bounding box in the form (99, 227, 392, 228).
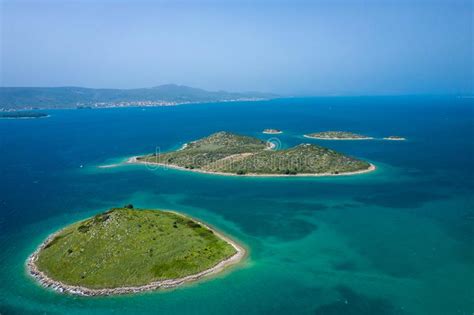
(128, 156, 376, 177)
(303, 135, 374, 140)
(26, 215, 245, 296)
(262, 129, 283, 134)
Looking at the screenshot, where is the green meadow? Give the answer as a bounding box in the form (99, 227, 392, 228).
(35, 208, 236, 289)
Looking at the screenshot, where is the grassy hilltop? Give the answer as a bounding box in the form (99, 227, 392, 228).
(138, 131, 371, 175)
(34, 208, 237, 289)
(142, 131, 268, 169)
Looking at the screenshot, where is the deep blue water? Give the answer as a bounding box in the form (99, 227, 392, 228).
(0, 96, 473, 314)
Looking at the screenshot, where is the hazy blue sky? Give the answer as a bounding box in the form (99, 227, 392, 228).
(1, 0, 472, 95)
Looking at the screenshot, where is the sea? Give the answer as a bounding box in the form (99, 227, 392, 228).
(0, 96, 472, 315)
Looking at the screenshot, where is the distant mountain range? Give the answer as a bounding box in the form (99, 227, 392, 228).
(0, 84, 278, 110)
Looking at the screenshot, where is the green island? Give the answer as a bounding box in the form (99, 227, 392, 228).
(262, 128, 282, 134)
(304, 131, 373, 140)
(134, 131, 374, 176)
(27, 206, 243, 296)
(383, 136, 406, 141)
(0, 111, 49, 119)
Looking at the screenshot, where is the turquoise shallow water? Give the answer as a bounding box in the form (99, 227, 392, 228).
(0, 97, 473, 314)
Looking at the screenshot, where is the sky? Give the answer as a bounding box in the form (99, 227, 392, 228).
(0, 0, 472, 95)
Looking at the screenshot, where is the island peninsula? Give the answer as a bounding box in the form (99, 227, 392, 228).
(133, 131, 375, 176)
(383, 136, 406, 141)
(304, 131, 373, 140)
(27, 207, 244, 296)
(0, 111, 49, 119)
